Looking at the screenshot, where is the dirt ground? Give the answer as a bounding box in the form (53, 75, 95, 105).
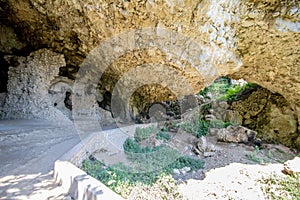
(174, 133, 299, 200)
(93, 125, 299, 200)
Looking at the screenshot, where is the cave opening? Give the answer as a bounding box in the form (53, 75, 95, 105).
(93, 75, 299, 149)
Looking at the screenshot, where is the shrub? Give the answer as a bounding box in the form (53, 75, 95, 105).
(167, 155, 204, 172)
(218, 82, 258, 102)
(134, 126, 158, 142)
(198, 76, 257, 103)
(156, 131, 172, 141)
(209, 119, 232, 129)
(83, 131, 205, 198)
(82, 153, 204, 198)
(123, 138, 143, 153)
(198, 76, 231, 99)
(180, 119, 209, 138)
(197, 120, 209, 137)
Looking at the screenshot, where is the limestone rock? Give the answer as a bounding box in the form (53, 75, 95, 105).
(205, 114, 216, 121)
(193, 136, 218, 156)
(225, 110, 243, 125)
(196, 136, 208, 153)
(1, 49, 71, 123)
(229, 86, 299, 148)
(217, 126, 257, 144)
(0, 23, 27, 54)
(204, 152, 216, 158)
(282, 157, 300, 176)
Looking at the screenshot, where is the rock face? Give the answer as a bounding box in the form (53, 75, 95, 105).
(0, 1, 299, 146)
(0, 49, 70, 122)
(209, 86, 300, 149)
(231, 0, 300, 110)
(231, 87, 299, 148)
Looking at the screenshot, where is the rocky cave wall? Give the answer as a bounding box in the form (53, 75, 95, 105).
(209, 86, 299, 149)
(0, 49, 71, 122)
(0, 1, 299, 145)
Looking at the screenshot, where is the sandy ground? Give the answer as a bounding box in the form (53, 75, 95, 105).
(177, 135, 298, 200)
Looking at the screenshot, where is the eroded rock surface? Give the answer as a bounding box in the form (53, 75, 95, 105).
(209, 86, 300, 149)
(0, 49, 70, 122)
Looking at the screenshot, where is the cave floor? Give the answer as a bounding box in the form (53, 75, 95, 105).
(0, 120, 80, 200)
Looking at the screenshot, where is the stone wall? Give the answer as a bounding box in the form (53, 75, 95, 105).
(0, 49, 71, 122)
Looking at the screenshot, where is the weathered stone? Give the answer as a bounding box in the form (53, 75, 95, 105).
(205, 114, 216, 121)
(0, 23, 27, 54)
(225, 110, 243, 125)
(217, 126, 257, 144)
(173, 168, 181, 176)
(48, 77, 74, 119)
(229, 86, 299, 148)
(196, 136, 208, 153)
(231, 1, 300, 118)
(295, 136, 300, 150)
(0, 49, 70, 123)
(180, 166, 191, 175)
(282, 157, 300, 176)
(0, 93, 6, 108)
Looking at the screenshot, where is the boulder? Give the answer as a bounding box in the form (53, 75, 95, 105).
(217, 125, 257, 144)
(282, 157, 300, 176)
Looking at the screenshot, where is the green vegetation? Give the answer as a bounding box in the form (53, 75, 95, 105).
(209, 119, 233, 129)
(156, 131, 172, 141)
(198, 76, 257, 102)
(199, 76, 231, 99)
(82, 160, 156, 197)
(134, 126, 158, 142)
(260, 173, 300, 200)
(180, 119, 209, 138)
(167, 155, 204, 171)
(82, 126, 204, 198)
(82, 124, 204, 198)
(218, 83, 257, 102)
(123, 137, 203, 172)
(246, 145, 270, 164)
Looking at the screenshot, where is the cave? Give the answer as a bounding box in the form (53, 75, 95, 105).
(0, 0, 299, 199)
(0, 0, 299, 148)
(0, 0, 299, 153)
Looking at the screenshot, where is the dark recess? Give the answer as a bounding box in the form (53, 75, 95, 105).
(0, 52, 9, 93)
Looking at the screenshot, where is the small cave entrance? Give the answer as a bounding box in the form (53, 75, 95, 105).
(97, 91, 112, 112)
(64, 91, 72, 111)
